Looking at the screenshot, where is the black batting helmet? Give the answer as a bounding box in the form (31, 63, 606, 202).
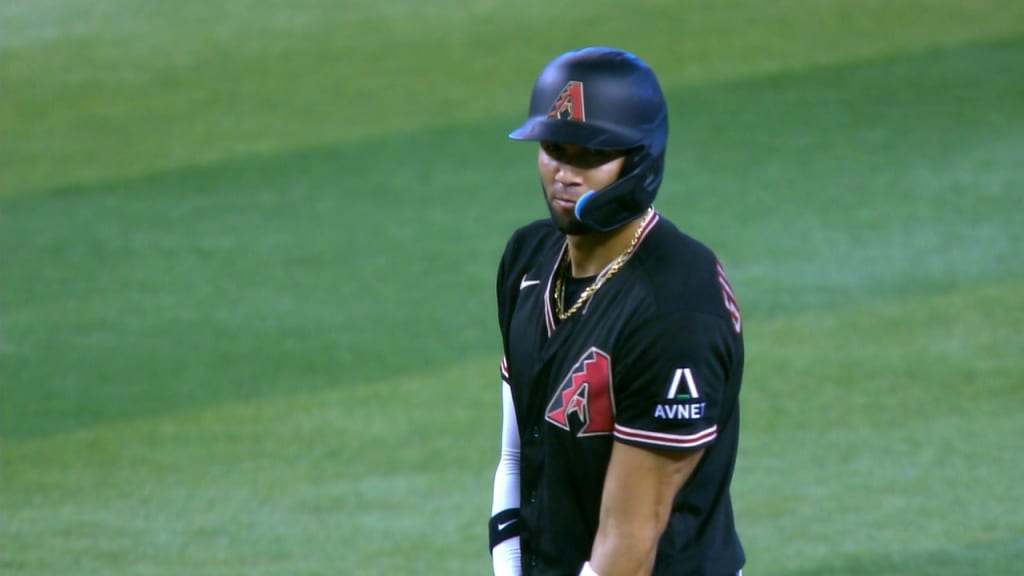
(509, 47, 669, 232)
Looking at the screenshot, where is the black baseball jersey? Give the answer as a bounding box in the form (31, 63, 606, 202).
(496, 212, 745, 576)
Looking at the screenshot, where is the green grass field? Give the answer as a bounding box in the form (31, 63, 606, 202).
(2, 1, 1023, 574)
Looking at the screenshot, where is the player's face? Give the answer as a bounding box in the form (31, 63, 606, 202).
(538, 142, 627, 235)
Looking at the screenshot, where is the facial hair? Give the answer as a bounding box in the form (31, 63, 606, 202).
(542, 184, 592, 236)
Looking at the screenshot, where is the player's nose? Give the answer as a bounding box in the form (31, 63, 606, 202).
(554, 163, 584, 187)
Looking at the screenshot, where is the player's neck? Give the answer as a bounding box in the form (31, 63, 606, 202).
(565, 215, 645, 278)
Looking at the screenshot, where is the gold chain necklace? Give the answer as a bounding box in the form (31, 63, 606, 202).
(554, 208, 654, 321)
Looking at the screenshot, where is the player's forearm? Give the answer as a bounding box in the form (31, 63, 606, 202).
(588, 513, 663, 575)
(491, 379, 522, 576)
(491, 382, 521, 513)
(587, 442, 704, 576)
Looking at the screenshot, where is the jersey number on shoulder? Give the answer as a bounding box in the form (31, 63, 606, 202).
(717, 261, 742, 334)
(545, 347, 613, 436)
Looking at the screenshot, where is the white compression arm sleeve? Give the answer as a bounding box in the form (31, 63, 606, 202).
(491, 380, 521, 576)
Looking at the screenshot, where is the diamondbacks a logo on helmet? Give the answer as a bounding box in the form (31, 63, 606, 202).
(546, 347, 612, 436)
(547, 81, 586, 122)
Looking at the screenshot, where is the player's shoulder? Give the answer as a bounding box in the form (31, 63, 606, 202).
(638, 215, 720, 282)
(497, 218, 562, 300)
(501, 218, 562, 268)
(635, 214, 741, 322)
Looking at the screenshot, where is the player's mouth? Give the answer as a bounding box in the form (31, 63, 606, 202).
(551, 196, 578, 209)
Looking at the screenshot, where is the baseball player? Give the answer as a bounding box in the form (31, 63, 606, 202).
(488, 48, 746, 576)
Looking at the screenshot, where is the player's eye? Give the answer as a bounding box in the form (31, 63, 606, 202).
(540, 142, 567, 159)
(577, 149, 621, 167)
(541, 142, 624, 169)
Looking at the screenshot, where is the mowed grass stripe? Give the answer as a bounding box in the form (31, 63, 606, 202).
(4, 0, 1023, 195)
(3, 281, 1020, 575)
(672, 38, 1024, 308)
(1, 357, 500, 576)
(735, 278, 1023, 572)
(3, 38, 1022, 440)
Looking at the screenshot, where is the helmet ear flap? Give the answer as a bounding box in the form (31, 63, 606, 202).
(621, 147, 663, 199)
(621, 147, 649, 178)
(641, 152, 665, 193)
(575, 152, 662, 232)
(644, 170, 659, 189)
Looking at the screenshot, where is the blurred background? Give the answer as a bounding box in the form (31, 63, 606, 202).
(2, 1, 1022, 574)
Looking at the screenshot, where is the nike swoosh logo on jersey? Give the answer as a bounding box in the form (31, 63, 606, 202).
(497, 520, 516, 531)
(520, 276, 541, 290)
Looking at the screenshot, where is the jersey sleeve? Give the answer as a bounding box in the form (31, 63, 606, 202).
(611, 309, 739, 451)
(496, 234, 518, 361)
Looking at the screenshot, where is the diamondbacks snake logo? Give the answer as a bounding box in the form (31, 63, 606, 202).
(545, 347, 612, 436)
